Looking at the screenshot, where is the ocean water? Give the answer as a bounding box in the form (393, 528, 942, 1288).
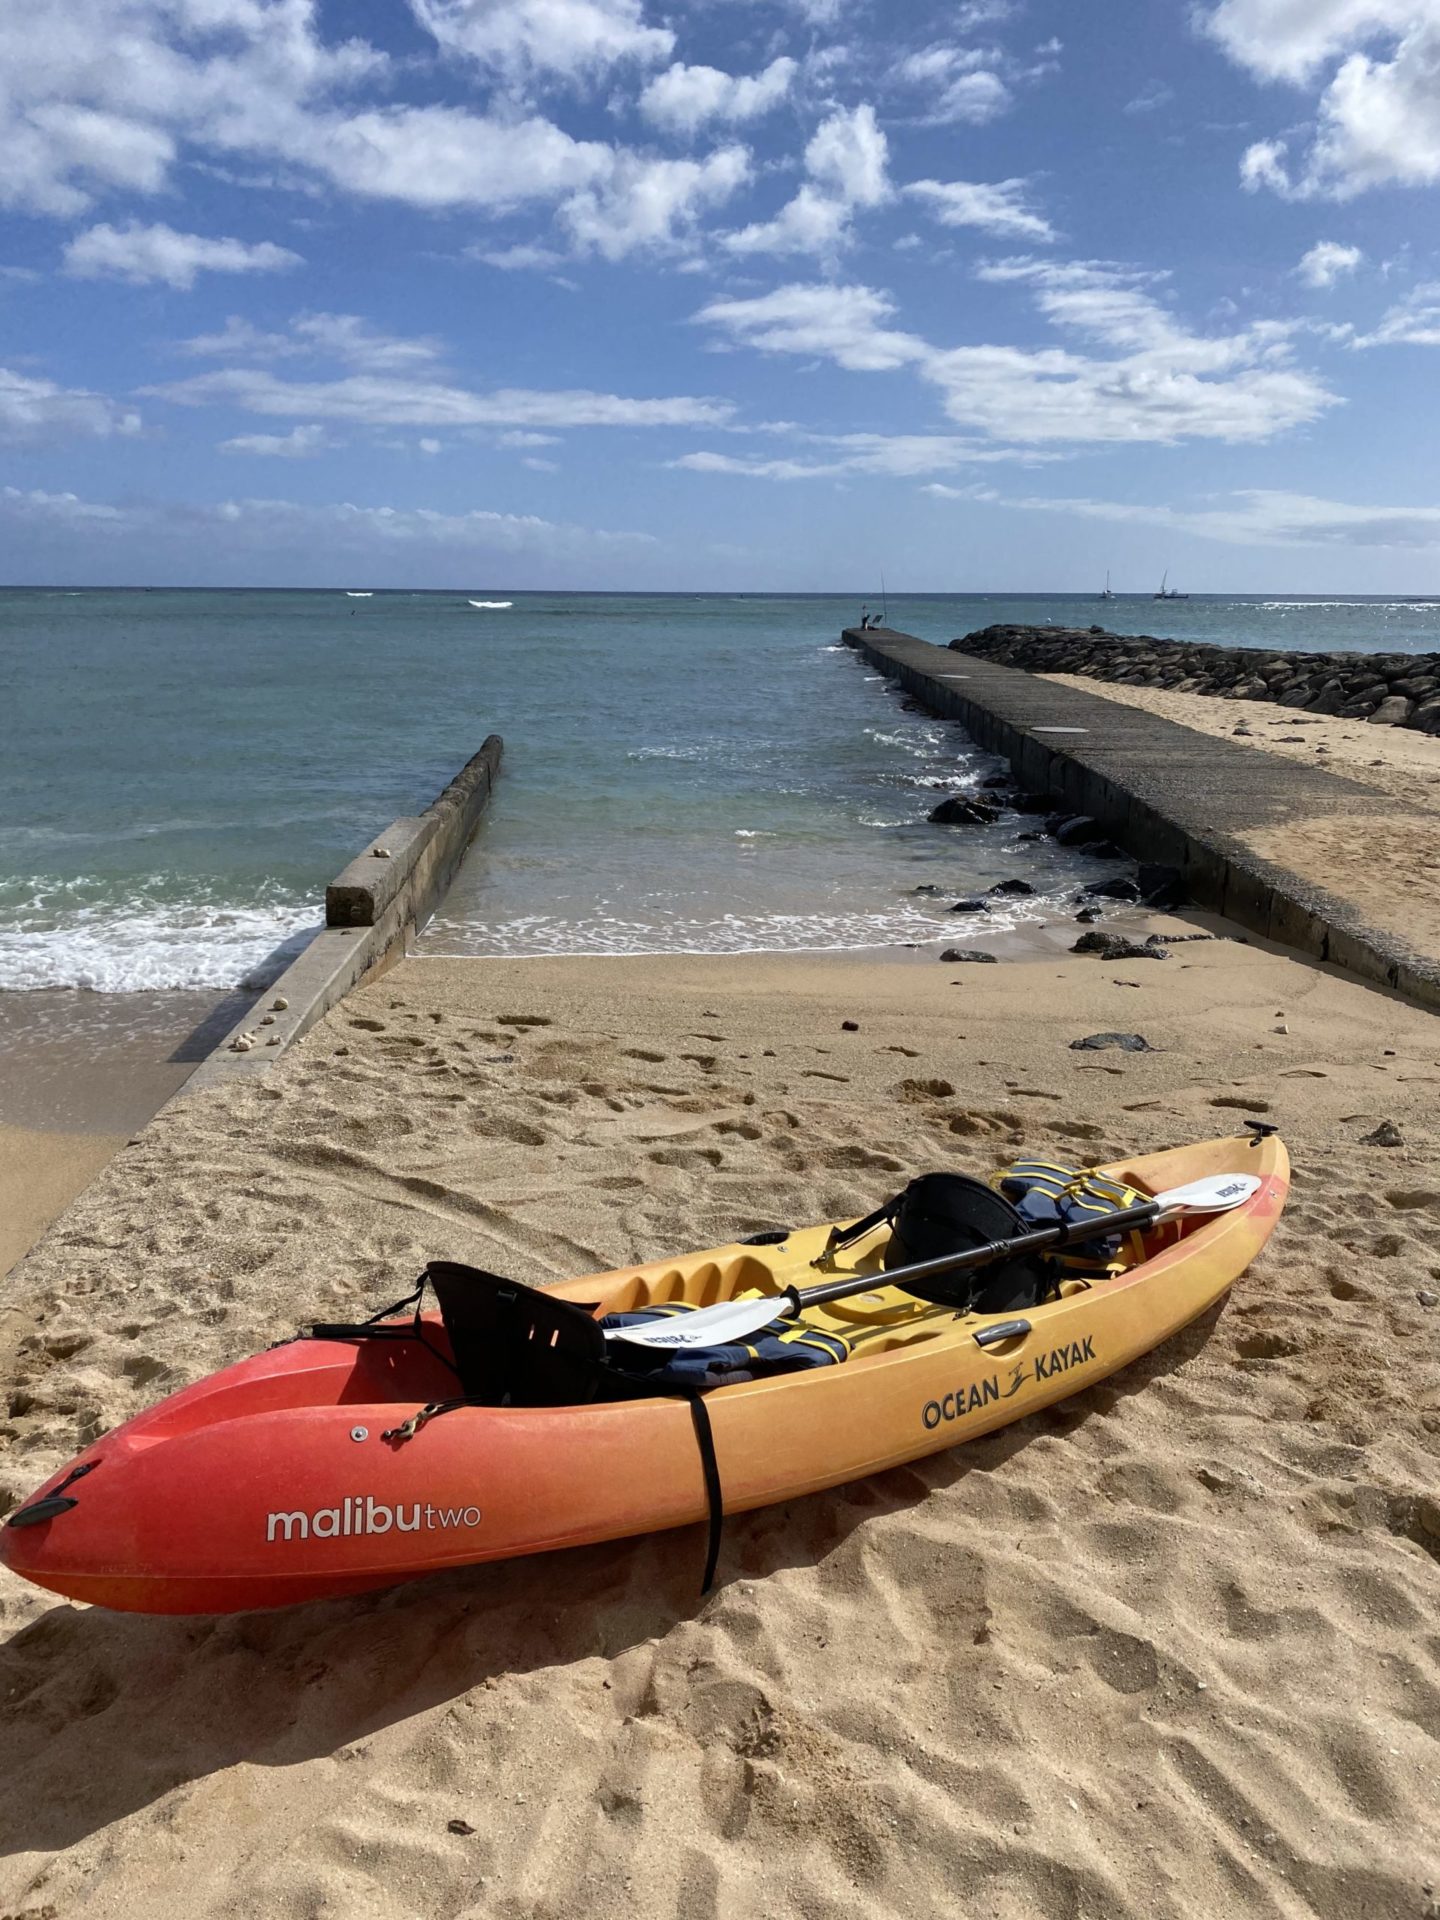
(3, 589, 1438, 992)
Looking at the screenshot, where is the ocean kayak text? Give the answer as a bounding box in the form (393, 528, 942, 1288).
(921, 1335, 1096, 1430)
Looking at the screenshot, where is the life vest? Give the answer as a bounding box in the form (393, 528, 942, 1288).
(991, 1159, 1168, 1278)
(598, 1300, 851, 1388)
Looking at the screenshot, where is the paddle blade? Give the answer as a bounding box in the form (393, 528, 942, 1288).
(1152, 1172, 1261, 1215)
(605, 1295, 790, 1351)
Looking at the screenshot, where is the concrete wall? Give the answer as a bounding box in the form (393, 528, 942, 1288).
(188, 734, 503, 1088)
(847, 627, 1440, 1012)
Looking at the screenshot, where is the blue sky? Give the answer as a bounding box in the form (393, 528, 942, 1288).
(4, 0, 1440, 589)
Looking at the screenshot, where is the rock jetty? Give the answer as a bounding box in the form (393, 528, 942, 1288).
(951, 625, 1440, 733)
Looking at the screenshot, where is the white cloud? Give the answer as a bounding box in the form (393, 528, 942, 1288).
(1296, 239, 1364, 286)
(721, 103, 887, 257)
(146, 366, 736, 429)
(805, 101, 888, 206)
(0, 483, 659, 560)
(498, 429, 561, 445)
(1207, 1, 1440, 197)
(696, 265, 1337, 445)
(220, 423, 329, 456)
(905, 177, 1055, 241)
(0, 366, 141, 442)
(694, 282, 927, 371)
(471, 242, 568, 271)
(670, 432, 1056, 481)
(408, 0, 673, 82)
(63, 221, 301, 288)
(1353, 278, 1440, 343)
(721, 184, 851, 257)
(561, 145, 751, 258)
(1203, 0, 1421, 84)
(1240, 137, 1295, 192)
(1124, 80, 1175, 113)
(177, 313, 444, 368)
(892, 46, 1013, 124)
(639, 57, 796, 135)
(966, 481, 1440, 549)
(307, 109, 611, 212)
(289, 313, 443, 369)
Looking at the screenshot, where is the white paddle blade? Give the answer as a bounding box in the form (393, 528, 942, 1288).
(1153, 1172, 1261, 1216)
(605, 1295, 788, 1351)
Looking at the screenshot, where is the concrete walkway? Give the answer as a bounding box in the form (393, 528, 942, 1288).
(848, 626, 1440, 1011)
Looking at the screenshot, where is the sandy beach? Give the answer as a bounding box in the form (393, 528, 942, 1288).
(2, 929, 1437, 1917)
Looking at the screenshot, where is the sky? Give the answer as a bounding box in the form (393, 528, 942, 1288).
(5, 0, 1440, 590)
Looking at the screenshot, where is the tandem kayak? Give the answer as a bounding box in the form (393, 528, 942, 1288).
(1, 1132, 1286, 1614)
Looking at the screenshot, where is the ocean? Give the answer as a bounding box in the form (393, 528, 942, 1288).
(4, 588, 1439, 994)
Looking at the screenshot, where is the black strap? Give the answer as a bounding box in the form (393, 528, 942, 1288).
(687, 1393, 724, 1593)
(304, 1278, 464, 1386)
(819, 1197, 896, 1261)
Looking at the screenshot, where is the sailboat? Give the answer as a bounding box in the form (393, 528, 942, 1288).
(1099, 571, 1115, 601)
(1154, 571, 1188, 601)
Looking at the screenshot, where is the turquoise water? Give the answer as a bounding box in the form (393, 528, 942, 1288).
(3, 589, 1438, 989)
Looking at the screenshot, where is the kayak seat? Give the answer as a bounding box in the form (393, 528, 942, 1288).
(423, 1261, 611, 1407)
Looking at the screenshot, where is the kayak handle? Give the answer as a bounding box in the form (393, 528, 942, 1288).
(6, 1494, 80, 1529)
(973, 1319, 1032, 1349)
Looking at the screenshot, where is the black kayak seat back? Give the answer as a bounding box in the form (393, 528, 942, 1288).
(423, 1260, 608, 1407)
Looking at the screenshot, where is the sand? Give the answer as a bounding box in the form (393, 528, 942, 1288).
(2, 932, 1438, 1919)
(1045, 674, 1440, 963)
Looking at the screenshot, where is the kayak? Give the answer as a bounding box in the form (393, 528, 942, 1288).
(0, 1132, 1286, 1614)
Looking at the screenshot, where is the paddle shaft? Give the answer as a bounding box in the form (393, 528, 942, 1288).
(776, 1196, 1165, 1316)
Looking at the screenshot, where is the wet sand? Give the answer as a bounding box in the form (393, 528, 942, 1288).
(2, 935, 1437, 1918)
(0, 988, 227, 1276)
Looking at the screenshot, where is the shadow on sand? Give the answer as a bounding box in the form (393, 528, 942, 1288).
(0, 1306, 1224, 1856)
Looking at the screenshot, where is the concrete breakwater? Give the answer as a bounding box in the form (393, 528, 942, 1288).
(845, 626, 1440, 1010)
(189, 734, 503, 1087)
(954, 625, 1440, 733)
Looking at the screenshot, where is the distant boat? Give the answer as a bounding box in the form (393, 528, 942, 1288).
(1099, 571, 1115, 601)
(345, 591, 373, 598)
(468, 599, 513, 610)
(1154, 571, 1188, 601)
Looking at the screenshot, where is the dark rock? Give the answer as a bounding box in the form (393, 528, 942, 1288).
(950, 897, 990, 913)
(1083, 876, 1142, 902)
(1076, 840, 1127, 862)
(929, 796, 1000, 825)
(449, 1819, 476, 1836)
(1010, 791, 1056, 814)
(1074, 906, 1103, 923)
(1017, 830, 1043, 842)
(1369, 695, 1413, 726)
(1051, 814, 1099, 846)
(912, 883, 942, 894)
(987, 878, 1035, 897)
(979, 774, 1011, 789)
(1072, 931, 1170, 960)
(1070, 1032, 1154, 1052)
(1361, 1120, 1404, 1147)
(941, 948, 998, 963)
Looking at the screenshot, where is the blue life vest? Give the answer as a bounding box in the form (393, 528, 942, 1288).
(600, 1300, 851, 1389)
